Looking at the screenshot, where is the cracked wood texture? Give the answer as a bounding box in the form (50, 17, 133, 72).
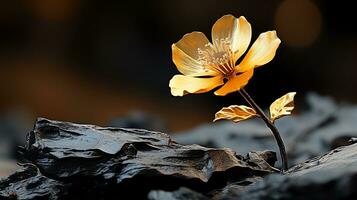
(0, 118, 276, 200)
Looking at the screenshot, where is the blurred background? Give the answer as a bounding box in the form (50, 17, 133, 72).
(0, 0, 357, 175)
(1, 0, 356, 130)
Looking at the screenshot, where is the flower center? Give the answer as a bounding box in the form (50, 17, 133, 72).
(197, 38, 235, 77)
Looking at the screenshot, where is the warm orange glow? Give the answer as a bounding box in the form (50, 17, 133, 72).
(169, 15, 281, 96)
(275, 0, 322, 47)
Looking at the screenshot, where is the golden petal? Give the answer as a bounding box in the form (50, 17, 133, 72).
(269, 92, 297, 122)
(214, 105, 257, 123)
(211, 15, 252, 62)
(233, 16, 252, 61)
(237, 31, 281, 73)
(211, 15, 236, 47)
(214, 69, 254, 96)
(174, 31, 212, 61)
(172, 44, 218, 76)
(169, 75, 224, 96)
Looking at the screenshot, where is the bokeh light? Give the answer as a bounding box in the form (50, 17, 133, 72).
(275, 0, 322, 47)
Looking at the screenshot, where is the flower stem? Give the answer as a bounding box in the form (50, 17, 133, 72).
(239, 88, 288, 173)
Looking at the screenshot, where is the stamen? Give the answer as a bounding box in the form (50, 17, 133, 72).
(197, 37, 235, 76)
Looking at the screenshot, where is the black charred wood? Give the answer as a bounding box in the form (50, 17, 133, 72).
(0, 118, 276, 199)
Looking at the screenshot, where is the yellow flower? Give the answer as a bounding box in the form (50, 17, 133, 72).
(169, 15, 281, 96)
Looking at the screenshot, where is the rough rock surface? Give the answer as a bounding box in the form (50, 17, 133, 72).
(0, 165, 69, 200)
(149, 143, 357, 200)
(233, 143, 357, 200)
(0, 118, 275, 199)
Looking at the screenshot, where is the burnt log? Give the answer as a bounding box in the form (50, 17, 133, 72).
(149, 143, 357, 200)
(0, 118, 276, 199)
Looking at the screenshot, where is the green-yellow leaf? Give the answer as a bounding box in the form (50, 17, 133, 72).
(214, 105, 257, 123)
(270, 92, 296, 122)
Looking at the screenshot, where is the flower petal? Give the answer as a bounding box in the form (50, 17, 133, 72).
(211, 15, 252, 62)
(174, 31, 211, 61)
(214, 69, 254, 96)
(172, 44, 218, 76)
(237, 31, 281, 73)
(169, 75, 224, 96)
